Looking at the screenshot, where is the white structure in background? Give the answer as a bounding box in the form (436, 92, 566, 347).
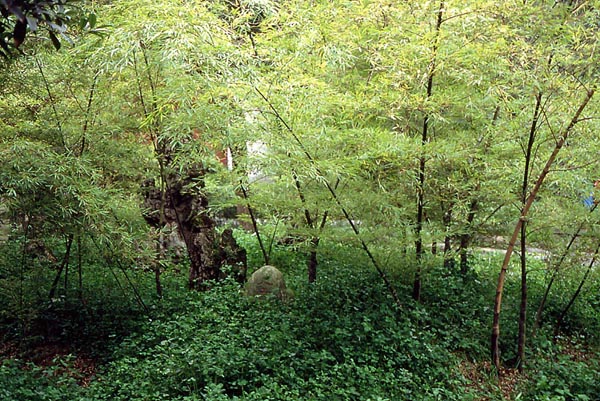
(225, 147, 233, 171)
(246, 140, 269, 183)
(218, 140, 268, 182)
(218, 110, 270, 183)
(242, 109, 270, 182)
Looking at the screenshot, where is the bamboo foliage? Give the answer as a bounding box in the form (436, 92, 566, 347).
(0, 0, 599, 371)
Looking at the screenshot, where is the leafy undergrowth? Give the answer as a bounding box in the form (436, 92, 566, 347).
(515, 344, 600, 401)
(1, 243, 599, 400)
(82, 266, 474, 400)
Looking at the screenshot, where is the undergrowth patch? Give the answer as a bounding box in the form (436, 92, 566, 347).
(1, 239, 599, 400)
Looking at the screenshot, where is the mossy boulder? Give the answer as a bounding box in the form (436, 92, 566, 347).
(245, 265, 293, 301)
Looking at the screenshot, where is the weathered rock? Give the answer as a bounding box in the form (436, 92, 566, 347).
(142, 169, 247, 289)
(245, 265, 292, 301)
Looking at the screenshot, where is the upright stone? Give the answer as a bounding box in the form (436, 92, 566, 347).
(245, 265, 292, 301)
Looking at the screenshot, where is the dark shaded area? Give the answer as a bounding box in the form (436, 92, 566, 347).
(0, 0, 74, 56)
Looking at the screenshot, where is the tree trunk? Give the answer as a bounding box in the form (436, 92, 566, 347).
(532, 231, 577, 335)
(516, 91, 542, 373)
(532, 202, 597, 335)
(308, 238, 319, 283)
(168, 170, 221, 289)
(553, 241, 600, 341)
(443, 203, 454, 270)
(414, 150, 426, 300)
(240, 183, 270, 265)
(459, 198, 478, 274)
(77, 235, 84, 303)
(491, 87, 595, 370)
(48, 234, 74, 300)
(413, 0, 445, 302)
(517, 221, 528, 372)
(143, 167, 246, 291)
(294, 173, 317, 282)
(293, 173, 331, 284)
(185, 226, 221, 289)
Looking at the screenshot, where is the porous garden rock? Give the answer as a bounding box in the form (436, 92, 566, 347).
(245, 265, 293, 301)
